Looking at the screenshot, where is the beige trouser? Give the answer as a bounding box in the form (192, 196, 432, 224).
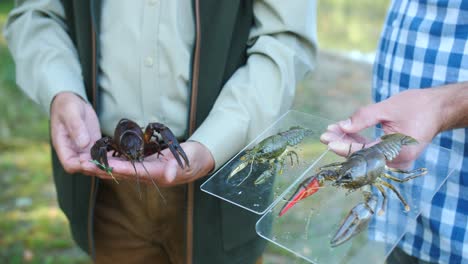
(94, 179, 186, 264)
(94, 179, 264, 264)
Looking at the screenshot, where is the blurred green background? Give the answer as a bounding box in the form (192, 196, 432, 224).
(0, 0, 389, 263)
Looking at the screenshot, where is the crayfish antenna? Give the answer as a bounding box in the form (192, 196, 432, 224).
(141, 162, 167, 205)
(130, 160, 142, 199)
(107, 170, 119, 184)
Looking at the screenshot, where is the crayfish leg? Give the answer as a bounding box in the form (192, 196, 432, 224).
(286, 150, 299, 166)
(379, 179, 411, 211)
(383, 167, 427, 182)
(373, 184, 387, 216)
(317, 161, 343, 171)
(254, 159, 283, 186)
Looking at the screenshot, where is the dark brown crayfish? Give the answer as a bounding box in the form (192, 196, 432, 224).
(90, 118, 189, 200)
(279, 133, 427, 247)
(227, 126, 313, 186)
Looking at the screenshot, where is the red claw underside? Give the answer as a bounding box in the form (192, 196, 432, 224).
(279, 177, 320, 216)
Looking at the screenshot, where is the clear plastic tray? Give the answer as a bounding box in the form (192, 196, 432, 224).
(201, 111, 333, 214)
(201, 110, 459, 263)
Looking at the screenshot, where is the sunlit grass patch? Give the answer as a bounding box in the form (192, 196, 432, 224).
(318, 0, 390, 53)
(0, 140, 91, 263)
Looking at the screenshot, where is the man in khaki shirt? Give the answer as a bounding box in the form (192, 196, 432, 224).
(5, 0, 317, 263)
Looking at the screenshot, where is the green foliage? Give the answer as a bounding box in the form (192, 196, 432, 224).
(0, 0, 90, 263)
(317, 0, 390, 52)
(0, 142, 91, 263)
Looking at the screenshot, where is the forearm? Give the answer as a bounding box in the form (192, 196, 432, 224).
(435, 82, 468, 131)
(3, 0, 87, 115)
(190, 0, 317, 169)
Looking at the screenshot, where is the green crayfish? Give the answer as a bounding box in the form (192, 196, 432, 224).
(227, 126, 313, 186)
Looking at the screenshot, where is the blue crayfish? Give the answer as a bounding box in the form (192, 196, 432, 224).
(279, 133, 427, 247)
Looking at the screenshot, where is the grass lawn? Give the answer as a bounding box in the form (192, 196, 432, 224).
(0, 0, 90, 263)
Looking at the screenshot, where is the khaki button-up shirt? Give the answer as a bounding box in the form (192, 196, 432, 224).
(4, 0, 317, 169)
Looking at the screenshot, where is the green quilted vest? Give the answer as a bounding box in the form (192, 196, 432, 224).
(54, 0, 266, 263)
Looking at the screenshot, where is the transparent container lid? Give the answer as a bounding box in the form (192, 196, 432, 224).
(201, 110, 459, 263)
(201, 111, 333, 215)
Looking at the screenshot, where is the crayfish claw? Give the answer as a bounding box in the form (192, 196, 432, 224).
(151, 123, 190, 168)
(279, 176, 321, 216)
(227, 158, 253, 185)
(330, 194, 378, 247)
(254, 169, 274, 186)
(169, 143, 190, 169)
(90, 137, 119, 183)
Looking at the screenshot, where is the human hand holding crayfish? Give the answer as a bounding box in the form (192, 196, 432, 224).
(50, 92, 102, 174)
(51, 92, 215, 186)
(320, 89, 446, 168)
(81, 140, 215, 187)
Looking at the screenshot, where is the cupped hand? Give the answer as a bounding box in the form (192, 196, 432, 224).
(50, 92, 101, 174)
(81, 141, 215, 187)
(320, 89, 444, 168)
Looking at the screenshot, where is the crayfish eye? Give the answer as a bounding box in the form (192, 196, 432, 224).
(337, 171, 353, 183)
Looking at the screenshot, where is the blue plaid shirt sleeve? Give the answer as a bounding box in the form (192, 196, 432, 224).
(373, 1, 468, 263)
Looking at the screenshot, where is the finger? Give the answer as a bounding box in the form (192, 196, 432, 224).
(82, 158, 147, 182)
(328, 141, 367, 157)
(163, 159, 179, 184)
(107, 159, 166, 185)
(52, 122, 81, 173)
(321, 124, 370, 145)
(85, 106, 102, 143)
(339, 103, 385, 134)
(346, 133, 371, 144)
(58, 103, 91, 150)
(320, 131, 343, 144)
(321, 130, 370, 145)
(326, 123, 345, 135)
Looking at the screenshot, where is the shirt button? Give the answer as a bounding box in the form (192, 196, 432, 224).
(144, 57, 154, 67)
(148, 0, 158, 6)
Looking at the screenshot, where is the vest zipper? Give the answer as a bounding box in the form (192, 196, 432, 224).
(187, 0, 201, 263)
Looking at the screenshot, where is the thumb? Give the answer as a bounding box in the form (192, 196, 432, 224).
(339, 103, 383, 133)
(63, 109, 90, 149)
